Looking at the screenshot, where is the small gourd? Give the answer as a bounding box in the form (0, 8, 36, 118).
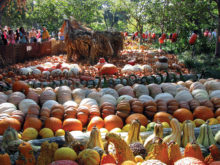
(126, 119, 143, 145)
(168, 141, 182, 165)
(184, 141, 204, 161)
(86, 126, 104, 150)
(181, 120, 196, 147)
(163, 118, 181, 146)
(144, 122, 163, 152)
(16, 142, 36, 165)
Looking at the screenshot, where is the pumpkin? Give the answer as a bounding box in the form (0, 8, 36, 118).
(23, 117, 42, 131)
(19, 99, 38, 114)
(175, 90, 193, 102)
(39, 128, 54, 138)
(215, 108, 220, 117)
(100, 64, 118, 75)
(50, 160, 79, 165)
(0, 153, 11, 165)
(54, 147, 77, 161)
(51, 104, 64, 120)
(55, 129, 65, 136)
(143, 100, 157, 119)
(40, 89, 56, 105)
(87, 116, 104, 131)
(118, 86, 135, 97)
(0, 118, 21, 135)
(168, 141, 182, 165)
(45, 117, 62, 132)
(174, 157, 205, 165)
(184, 142, 204, 161)
(133, 84, 149, 98)
(130, 99, 144, 113)
(12, 81, 29, 95)
(100, 102, 115, 119)
(153, 112, 173, 124)
(8, 92, 25, 106)
(167, 99, 179, 114)
(125, 114, 148, 126)
(155, 93, 174, 102)
(63, 118, 82, 131)
(16, 142, 36, 165)
(121, 161, 136, 165)
(104, 115, 123, 131)
(173, 108, 193, 122)
(116, 100, 131, 119)
(26, 90, 39, 104)
(193, 106, 214, 120)
(78, 149, 100, 165)
(0, 103, 17, 114)
(57, 86, 72, 104)
(22, 127, 38, 141)
(192, 89, 209, 102)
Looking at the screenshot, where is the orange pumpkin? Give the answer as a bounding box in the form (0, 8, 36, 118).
(193, 106, 214, 121)
(77, 112, 89, 126)
(45, 117, 62, 132)
(0, 118, 21, 135)
(87, 116, 104, 131)
(104, 115, 123, 131)
(23, 117, 42, 131)
(125, 113, 148, 126)
(12, 81, 29, 95)
(153, 112, 173, 124)
(63, 118, 82, 131)
(184, 142, 204, 161)
(173, 108, 193, 122)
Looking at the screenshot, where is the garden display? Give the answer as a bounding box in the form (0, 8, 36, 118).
(0, 39, 220, 165)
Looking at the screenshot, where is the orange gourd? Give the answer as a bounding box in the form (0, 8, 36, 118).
(23, 117, 42, 131)
(87, 116, 104, 131)
(184, 142, 204, 161)
(63, 118, 82, 131)
(0, 153, 11, 165)
(153, 112, 173, 125)
(101, 154, 116, 165)
(104, 115, 123, 131)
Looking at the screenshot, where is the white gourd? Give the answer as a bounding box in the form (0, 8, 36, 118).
(40, 88, 56, 105)
(155, 93, 174, 102)
(0, 92, 8, 104)
(87, 91, 102, 105)
(8, 92, 26, 106)
(63, 100, 78, 109)
(100, 88, 119, 99)
(32, 68, 41, 75)
(121, 64, 134, 74)
(72, 88, 86, 104)
(100, 94, 117, 106)
(42, 100, 59, 110)
(189, 82, 205, 92)
(147, 84, 162, 98)
(133, 84, 149, 98)
(142, 65, 152, 73)
(57, 86, 72, 104)
(117, 86, 134, 97)
(138, 95, 154, 103)
(0, 103, 17, 114)
(19, 99, 37, 114)
(79, 98, 98, 107)
(175, 90, 193, 102)
(210, 90, 220, 99)
(160, 83, 177, 96)
(204, 80, 220, 94)
(192, 89, 209, 102)
(117, 95, 133, 104)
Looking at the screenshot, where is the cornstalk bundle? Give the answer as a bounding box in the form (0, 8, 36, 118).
(62, 18, 124, 63)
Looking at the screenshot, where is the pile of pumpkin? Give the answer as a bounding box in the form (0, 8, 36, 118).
(0, 118, 220, 165)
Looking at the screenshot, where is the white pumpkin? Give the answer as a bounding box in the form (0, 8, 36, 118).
(155, 62, 168, 70)
(147, 84, 162, 98)
(210, 90, 220, 99)
(51, 69, 62, 77)
(133, 84, 149, 98)
(42, 100, 59, 110)
(100, 88, 119, 99)
(204, 80, 220, 94)
(192, 89, 209, 102)
(160, 83, 177, 96)
(100, 94, 117, 106)
(121, 64, 134, 74)
(18, 99, 37, 114)
(138, 95, 154, 103)
(63, 100, 78, 109)
(72, 88, 86, 104)
(142, 65, 152, 73)
(42, 71, 50, 78)
(117, 86, 134, 97)
(0, 103, 17, 114)
(189, 82, 205, 92)
(115, 84, 124, 91)
(87, 91, 102, 105)
(0, 92, 8, 104)
(117, 95, 133, 104)
(57, 86, 72, 104)
(40, 88, 56, 105)
(155, 93, 174, 102)
(32, 68, 41, 75)
(175, 90, 193, 102)
(79, 98, 98, 108)
(8, 92, 26, 106)
(19, 67, 32, 75)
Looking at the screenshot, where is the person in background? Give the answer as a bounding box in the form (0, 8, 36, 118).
(7, 29, 15, 45)
(58, 28, 64, 41)
(19, 27, 27, 44)
(15, 28, 20, 43)
(29, 27, 37, 43)
(36, 29, 41, 42)
(41, 26, 50, 42)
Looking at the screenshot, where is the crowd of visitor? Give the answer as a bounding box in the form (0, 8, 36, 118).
(0, 25, 64, 46)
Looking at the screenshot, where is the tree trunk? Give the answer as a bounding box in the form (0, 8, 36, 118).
(139, 24, 143, 45)
(215, 2, 220, 58)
